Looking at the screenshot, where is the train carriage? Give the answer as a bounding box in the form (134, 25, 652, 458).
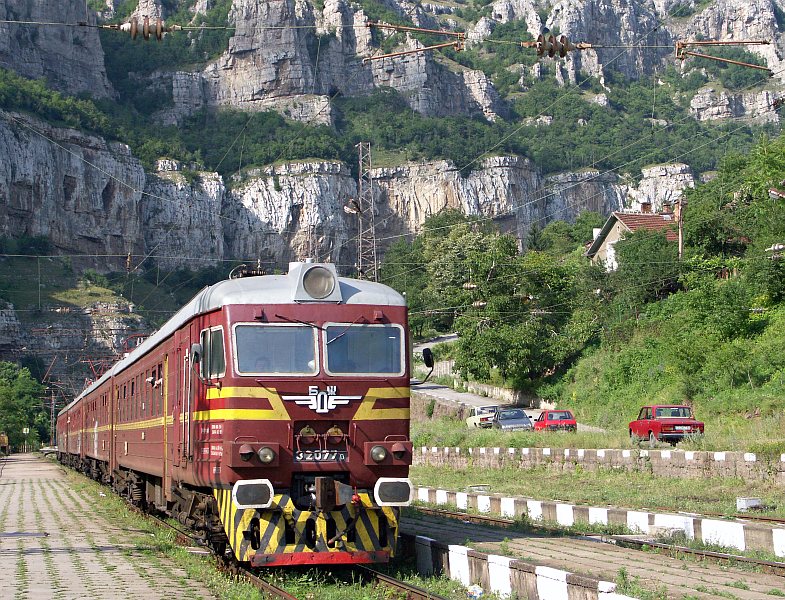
(57, 262, 414, 566)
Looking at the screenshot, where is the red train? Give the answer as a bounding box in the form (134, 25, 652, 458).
(57, 262, 418, 566)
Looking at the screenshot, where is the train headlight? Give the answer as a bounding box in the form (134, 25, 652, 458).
(258, 446, 276, 464)
(302, 266, 335, 299)
(391, 442, 407, 460)
(239, 444, 255, 462)
(370, 445, 388, 463)
(298, 426, 317, 445)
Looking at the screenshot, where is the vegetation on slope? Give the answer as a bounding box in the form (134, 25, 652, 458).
(382, 133, 785, 438)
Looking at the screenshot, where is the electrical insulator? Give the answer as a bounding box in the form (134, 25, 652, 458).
(535, 34, 550, 58)
(125, 17, 167, 41)
(536, 34, 577, 59)
(472, 301, 487, 308)
(462, 282, 477, 290)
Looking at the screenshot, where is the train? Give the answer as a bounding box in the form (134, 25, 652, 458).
(57, 261, 421, 566)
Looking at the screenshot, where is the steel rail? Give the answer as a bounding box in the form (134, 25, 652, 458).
(357, 565, 451, 600)
(131, 506, 301, 599)
(410, 506, 785, 577)
(610, 537, 785, 578)
(237, 566, 301, 600)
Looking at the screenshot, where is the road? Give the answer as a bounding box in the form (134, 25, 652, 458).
(413, 334, 603, 431)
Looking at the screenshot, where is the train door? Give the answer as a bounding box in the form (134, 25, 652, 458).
(162, 355, 172, 497)
(173, 329, 193, 470)
(173, 347, 182, 468)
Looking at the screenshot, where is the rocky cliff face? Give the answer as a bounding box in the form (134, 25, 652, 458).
(0, 2, 114, 98)
(0, 106, 694, 270)
(690, 86, 782, 123)
(167, 0, 505, 123)
(0, 111, 144, 269)
(628, 163, 695, 210)
(224, 161, 356, 265)
(142, 162, 227, 269)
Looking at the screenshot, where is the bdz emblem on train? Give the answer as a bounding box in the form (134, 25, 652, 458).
(281, 385, 362, 414)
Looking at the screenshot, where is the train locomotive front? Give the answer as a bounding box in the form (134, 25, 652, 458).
(200, 262, 413, 566)
(57, 261, 414, 568)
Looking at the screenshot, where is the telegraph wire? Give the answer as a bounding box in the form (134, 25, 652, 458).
(1, 4, 778, 273)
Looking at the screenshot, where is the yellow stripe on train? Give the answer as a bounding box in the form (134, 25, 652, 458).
(199, 386, 409, 422)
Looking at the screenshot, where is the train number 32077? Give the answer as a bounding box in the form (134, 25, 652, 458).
(294, 450, 347, 462)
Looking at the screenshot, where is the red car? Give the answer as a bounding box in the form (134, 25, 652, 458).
(533, 410, 577, 432)
(629, 405, 704, 444)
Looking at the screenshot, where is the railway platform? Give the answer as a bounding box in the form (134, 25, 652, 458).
(0, 453, 216, 599)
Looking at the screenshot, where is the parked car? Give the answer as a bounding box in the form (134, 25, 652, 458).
(629, 405, 704, 444)
(533, 410, 577, 432)
(491, 408, 534, 432)
(465, 405, 499, 428)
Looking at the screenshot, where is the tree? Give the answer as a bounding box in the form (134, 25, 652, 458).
(610, 229, 681, 309)
(379, 237, 430, 337)
(0, 362, 45, 449)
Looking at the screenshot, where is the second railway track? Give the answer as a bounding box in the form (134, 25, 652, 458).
(404, 506, 785, 599)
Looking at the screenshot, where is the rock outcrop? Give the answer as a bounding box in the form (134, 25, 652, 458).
(0, 303, 21, 354)
(0, 111, 144, 270)
(627, 163, 695, 210)
(690, 87, 782, 123)
(0, 2, 114, 98)
(224, 161, 356, 265)
(142, 162, 227, 270)
(195, 0, 504, 122)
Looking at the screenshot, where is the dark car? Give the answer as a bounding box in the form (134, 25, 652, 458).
(491, 408, 534, 432)
(629, 405, 704, 444)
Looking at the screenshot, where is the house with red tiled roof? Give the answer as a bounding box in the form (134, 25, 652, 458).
(585, 203, 679, 271)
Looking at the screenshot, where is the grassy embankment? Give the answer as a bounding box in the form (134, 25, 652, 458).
(409, 463, 784, 518)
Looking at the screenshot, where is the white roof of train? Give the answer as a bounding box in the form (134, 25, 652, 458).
(59, 264, 405, 416)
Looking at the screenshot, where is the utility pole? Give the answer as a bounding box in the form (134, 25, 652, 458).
(50, 389, 56, 446)
(677, 197, 684, 260)
(356, 142, 378, 281)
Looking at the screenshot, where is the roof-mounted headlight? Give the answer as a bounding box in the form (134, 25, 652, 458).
(302, 266, 335, 299)
(289, 262, 342, 302)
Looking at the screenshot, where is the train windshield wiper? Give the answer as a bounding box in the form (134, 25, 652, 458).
(274, 314, 325, 330)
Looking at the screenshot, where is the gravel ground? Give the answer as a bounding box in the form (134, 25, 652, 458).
(0, 453, 217, 600)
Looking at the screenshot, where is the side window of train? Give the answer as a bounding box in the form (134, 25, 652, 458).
(200, 327, 226, 379)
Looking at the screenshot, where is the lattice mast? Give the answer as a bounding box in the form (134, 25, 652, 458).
(356, 142, 378, 281)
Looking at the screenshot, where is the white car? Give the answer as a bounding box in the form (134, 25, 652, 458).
(465, 405, 499, 428)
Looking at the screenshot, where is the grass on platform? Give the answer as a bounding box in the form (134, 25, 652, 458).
(409, 464, 785, 518)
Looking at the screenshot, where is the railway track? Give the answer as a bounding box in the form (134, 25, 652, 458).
(140, 505, 450, 599)
(411, 505, 785, 577)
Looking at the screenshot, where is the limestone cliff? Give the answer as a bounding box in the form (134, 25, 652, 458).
(0, 2, 114, 98)
(0, 111, 144, 269)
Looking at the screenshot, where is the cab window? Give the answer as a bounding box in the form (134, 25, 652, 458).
(200, 327, 226, 379)
(233, 324, 317, 375)
(324, 324, 404, 375)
